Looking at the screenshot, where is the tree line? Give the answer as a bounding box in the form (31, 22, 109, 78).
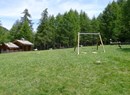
(0, 0, 130, 50)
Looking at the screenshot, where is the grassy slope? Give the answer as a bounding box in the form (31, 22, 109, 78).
(0, 45, 130, 95)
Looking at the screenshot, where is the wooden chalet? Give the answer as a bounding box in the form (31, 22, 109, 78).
(0, 42, 19, 53)
(13, 39, 33, 51)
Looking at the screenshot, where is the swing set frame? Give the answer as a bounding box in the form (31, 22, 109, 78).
(77, 32, 105, 55)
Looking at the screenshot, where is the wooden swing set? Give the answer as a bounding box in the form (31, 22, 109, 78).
(77, 32, 105, 55)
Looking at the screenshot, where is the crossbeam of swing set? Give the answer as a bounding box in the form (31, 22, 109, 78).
(79, 32, 100, 35)
(77, 32, 105, 55)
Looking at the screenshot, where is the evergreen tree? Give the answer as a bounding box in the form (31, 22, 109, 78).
(35, 8, 51, 49)
(47, 15, 56, 48)
(100, 1, 121, 43)
(79, 11, 92, 46)
(21, 9, 32, 26)
(80, 11, 91, 32)
(0, 22, 10, 44)
(20, 20, 33, 41)
(63, 9, 80, 47)
(55, 13, 64, 48)
(120, 0, 130, 42)
(10, 20, 22, 41)
(91, 16, 100, 32)
(10, 9, 33, 42)
(56, 9, 80, 48)
(20, 9, 33, 42)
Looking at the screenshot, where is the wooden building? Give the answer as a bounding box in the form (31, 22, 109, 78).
(13, 39, 33, 51)
(0, 42, 19, 53)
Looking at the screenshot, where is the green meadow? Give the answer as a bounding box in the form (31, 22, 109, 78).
(0, 45, 130, 95)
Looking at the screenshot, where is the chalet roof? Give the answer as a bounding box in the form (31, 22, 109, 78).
(4, 42, 19, 48)
(15, 40, 33, 45)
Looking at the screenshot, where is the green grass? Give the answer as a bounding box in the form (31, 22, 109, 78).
(0, 45, 130, 95)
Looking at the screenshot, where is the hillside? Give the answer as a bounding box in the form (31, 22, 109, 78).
(0, 45, 130, 95)
(0, 26, 9, 32)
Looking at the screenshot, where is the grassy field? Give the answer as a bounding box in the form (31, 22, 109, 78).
(0, 45, 130, 95)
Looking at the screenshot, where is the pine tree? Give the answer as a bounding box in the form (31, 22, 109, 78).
(80, 11, 91, 32)
(20, 20, 33, 41)
(120, 0, 130, 42)
(35, 8, 51, 50)
(91, 16, 100, 32)
(79, 11, 91, 46)
(100, 1, 122, 43)
(20, 9, 33, 42)
(47, 15, 56, 49)
(0, 21, 10, 44)
(21, 9, 32, 26)
(55, 13, 64, 48)
(10, 9, 33, 42)
(64, 9, 80, 47)
(57, 9, 80, 48)
(10, 20, 22, 41)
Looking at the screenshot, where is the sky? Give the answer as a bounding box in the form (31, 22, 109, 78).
(0, 0, 115, 31)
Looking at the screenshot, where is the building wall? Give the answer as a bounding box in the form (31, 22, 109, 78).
(0, 44, 19, 53)
(14, 41, 32, 51)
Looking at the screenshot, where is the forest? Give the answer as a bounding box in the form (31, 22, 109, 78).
(0, 0, 130, 50)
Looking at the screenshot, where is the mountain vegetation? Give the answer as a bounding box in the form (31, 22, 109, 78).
(0, 0, 130, 49)
(10, 9, 33, 42)
(0, 23, 10, 44)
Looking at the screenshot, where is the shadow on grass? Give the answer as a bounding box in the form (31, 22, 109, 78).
(118, 48, 130, 52)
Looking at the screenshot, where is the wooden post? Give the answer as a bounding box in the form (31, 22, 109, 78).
(99, 33, 105, 53)
(78, 32, 80, 55)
